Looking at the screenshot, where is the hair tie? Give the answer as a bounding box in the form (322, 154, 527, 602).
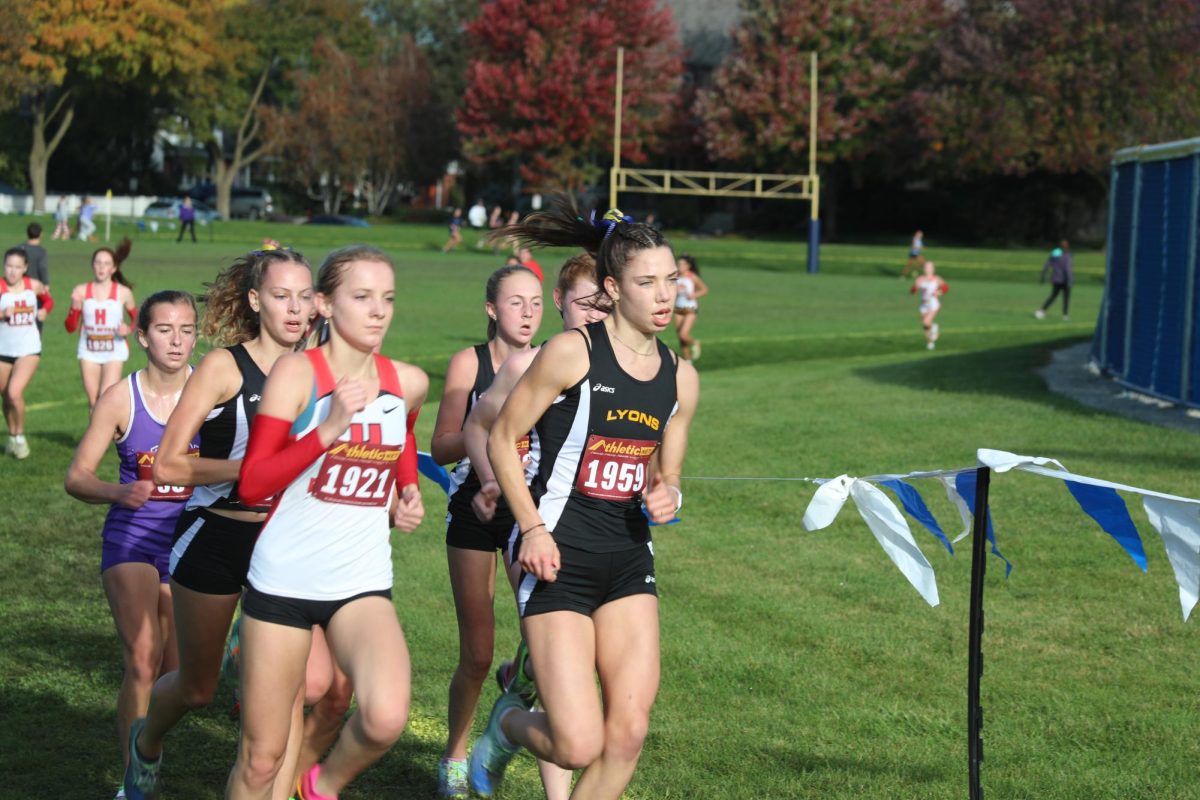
(590, 208, 633, 241)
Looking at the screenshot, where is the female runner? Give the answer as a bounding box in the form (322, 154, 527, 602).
(468, 201, 699, 800)
(1, 247, 53, 459)
(671, 254, 707, 361)
(431, 264, 543, 798)
(460, 253, 609, 800)
(911, 260, 948, 350)
(124, 249, 346, 800)
(65, 291, 199, 798)
(65, 239, 137, 409)
(227, 244, 427, 800)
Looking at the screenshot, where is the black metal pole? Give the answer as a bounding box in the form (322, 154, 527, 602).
(967, 466, 991, 800)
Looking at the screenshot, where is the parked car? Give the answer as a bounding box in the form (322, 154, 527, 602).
(143, 198, 221, 224)
(184, 185, 274, 219)
(304, 214, 370, 227)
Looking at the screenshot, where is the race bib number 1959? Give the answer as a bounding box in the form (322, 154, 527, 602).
(575, 435, 657, 501)
(311, 441, 402, 507)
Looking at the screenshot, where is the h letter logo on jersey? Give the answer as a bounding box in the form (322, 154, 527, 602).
(94, 308, 107, 325)
(605, 408, 660, 431)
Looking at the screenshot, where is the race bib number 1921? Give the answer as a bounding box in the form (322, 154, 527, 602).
(311, 441, 402, 507)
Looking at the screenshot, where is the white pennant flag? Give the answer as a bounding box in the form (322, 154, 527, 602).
(940, 476, 973, 543)
(849, 481, 940, 607)
(1142, 497, 1200, 621)
(803, 475, 853, 531)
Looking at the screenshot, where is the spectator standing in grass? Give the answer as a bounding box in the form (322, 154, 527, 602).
(53, 197, 72, 240)
(1035, 240, 1074, 321)
(64, 291, 199, 798)
(176, 198, 197, 244)
(18, 223, 49, 332)
(79, 196, 99, 242)
(900, 229, 925, 279)
(443, 208, 464, 253)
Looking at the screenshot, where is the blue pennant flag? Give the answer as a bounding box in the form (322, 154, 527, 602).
(955, 471, 1013, 576)
(1062, 481, 1148, 571)
(418, 451, 450, 494)
(881, 479, 954, 554)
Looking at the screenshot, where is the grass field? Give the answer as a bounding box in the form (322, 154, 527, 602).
(1, 215, 1196, 799)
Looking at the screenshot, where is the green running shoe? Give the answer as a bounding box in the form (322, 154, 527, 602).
(495, 639, 538, 709)
(122, 718, 161, 800)
(467, 691, 526, 797)
(436, 756, 469, 799)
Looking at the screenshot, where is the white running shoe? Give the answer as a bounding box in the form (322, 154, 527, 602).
(927, 342, 935, 350)
(1034, 309, 1046, 320)
(12, 438, 29, 459)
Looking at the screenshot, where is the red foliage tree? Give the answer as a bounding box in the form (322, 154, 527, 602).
(458, 0, 684, 192)
(928, 0, 1200, 181)
(695, 0, 945, 170)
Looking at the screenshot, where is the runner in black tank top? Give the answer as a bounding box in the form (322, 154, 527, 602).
(430, 266, 543, 798)
(458, 253, 607, 800)
(127, 250, 353, 800)
(466, 200, 699, 800)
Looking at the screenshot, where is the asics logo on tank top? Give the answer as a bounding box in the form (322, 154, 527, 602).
(248, 394, 261, 403)
(592, 383, 616, 393)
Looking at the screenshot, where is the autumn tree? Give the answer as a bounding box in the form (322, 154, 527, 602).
(172, 0, 365, 219)
(0, 0, 213, 211)
(269, 37, 433, 215)
(928, 0, 1200, 183)
(458, 0, 684, 192)
(695, 0, 945, 171)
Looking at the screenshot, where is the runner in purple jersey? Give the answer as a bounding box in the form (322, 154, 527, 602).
(65, 291, 199, 799)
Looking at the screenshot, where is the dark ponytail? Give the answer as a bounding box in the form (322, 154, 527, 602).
(492, 195, 670, 304)
(93, 238, 134, 288)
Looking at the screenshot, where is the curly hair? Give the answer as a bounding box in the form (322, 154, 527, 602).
(201, 248, 310, 346)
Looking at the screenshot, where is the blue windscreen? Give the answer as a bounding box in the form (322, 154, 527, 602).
(1152, 157, 1194, 399)
(1125, 161, 1165, 390)
(1102, 162, 1137, 375)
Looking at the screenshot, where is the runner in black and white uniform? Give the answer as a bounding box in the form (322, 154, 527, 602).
(124, 248, 331, 800)
(467, 201, 699, 800)
(227, 245, 428, 800)
(430, 265, 542, 799)
(459, 253, 609, 800)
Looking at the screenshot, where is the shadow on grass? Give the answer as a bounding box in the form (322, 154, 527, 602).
(853, 335, 1093, 410)
(769, 745, 948, 785)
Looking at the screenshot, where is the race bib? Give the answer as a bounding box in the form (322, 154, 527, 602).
(136, 445, 198, 501)
(86, 333, 116, 352)
(311, 441, 402, 507)
(516, 434, 532, 466)
(7, 303, 34, 327)
(575, 435, 657, 501)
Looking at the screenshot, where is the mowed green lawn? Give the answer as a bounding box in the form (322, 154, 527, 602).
(1, 216, 1196, 799)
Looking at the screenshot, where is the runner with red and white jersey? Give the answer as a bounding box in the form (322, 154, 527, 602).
(467, 201, 699, 800)
(911, 260, 948, 350)
(1, 247, 52, 459)
(64, 291, 199, 798)
(65, 239, 137, 409)
(226, 244, 428, 800)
